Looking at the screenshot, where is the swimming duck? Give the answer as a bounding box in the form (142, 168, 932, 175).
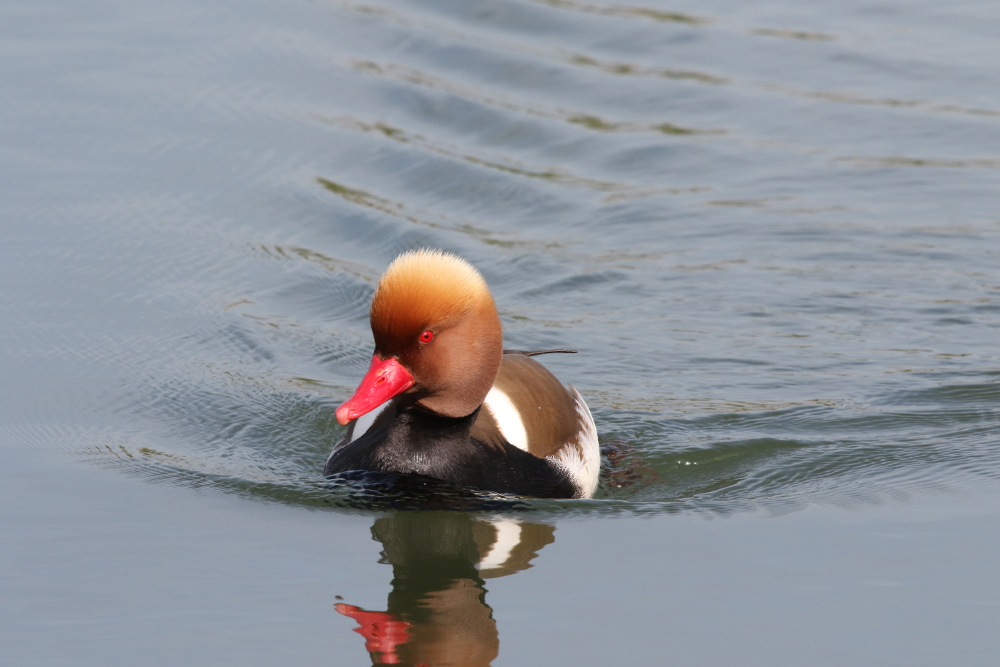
(324, 249, 599, 499)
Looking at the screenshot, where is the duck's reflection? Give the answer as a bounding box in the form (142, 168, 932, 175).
(336, 512, 555, 666)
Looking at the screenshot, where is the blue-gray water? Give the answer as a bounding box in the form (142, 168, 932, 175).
(2, 0, 999, 664)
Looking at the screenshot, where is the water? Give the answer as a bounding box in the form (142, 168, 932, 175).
(2, 0, 999, 664)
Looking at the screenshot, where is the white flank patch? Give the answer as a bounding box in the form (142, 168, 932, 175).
(477, 520, 522, 570)
(549, 388, 600, 498)
(349, 399, 390, 443)
(483, 386, 528, 451)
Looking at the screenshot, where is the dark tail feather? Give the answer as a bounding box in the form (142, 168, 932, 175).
(503, 349, 578, 356)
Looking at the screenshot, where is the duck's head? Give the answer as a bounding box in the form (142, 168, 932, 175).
(335, 249, 503, 425)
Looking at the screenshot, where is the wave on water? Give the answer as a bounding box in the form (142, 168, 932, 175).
(10, 374, 997, 518)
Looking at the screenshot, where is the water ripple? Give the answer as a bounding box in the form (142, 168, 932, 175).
(350, 59, 717, 135)
(526, 0, 708, 26)
(316, 114, 708, 199)
(30, 371, 992, 518)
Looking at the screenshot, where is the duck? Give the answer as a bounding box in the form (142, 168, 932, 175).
(324, 249, 599, 499)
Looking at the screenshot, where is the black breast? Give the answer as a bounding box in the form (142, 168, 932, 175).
(324, 407, 576, 499)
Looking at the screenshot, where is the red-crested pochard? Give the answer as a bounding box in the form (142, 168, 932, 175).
(325, 249, 599, 499)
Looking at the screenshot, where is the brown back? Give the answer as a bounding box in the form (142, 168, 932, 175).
(470, 354, 580, 458)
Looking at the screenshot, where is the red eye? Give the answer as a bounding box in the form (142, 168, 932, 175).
(419, 330, 434, 344)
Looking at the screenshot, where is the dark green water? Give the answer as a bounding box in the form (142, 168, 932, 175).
(2, 0, 999, 664)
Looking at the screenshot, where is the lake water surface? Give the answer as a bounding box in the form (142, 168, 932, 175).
(2, 0, 999, 664)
